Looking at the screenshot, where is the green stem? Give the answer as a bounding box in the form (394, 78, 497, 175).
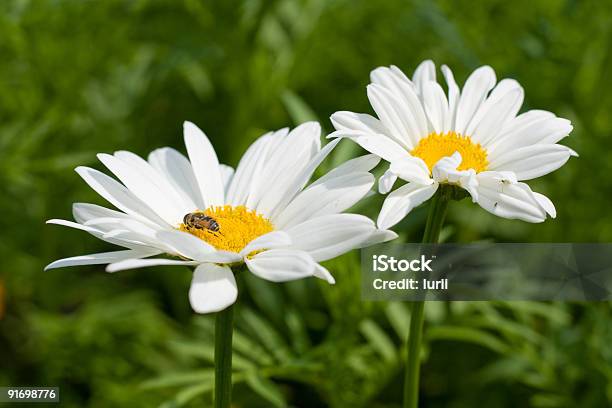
(214, 303, 234, 408)
(403, 185, 451, 408)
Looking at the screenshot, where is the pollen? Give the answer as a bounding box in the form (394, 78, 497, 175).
(180, 205, 274, 253)
(411, 131, 488, 173)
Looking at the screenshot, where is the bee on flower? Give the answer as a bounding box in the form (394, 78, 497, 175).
(46, 122, 396, 313)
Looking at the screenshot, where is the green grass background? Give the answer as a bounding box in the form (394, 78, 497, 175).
(1, 0, 611, 406)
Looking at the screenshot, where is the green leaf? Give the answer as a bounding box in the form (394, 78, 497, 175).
(530, 392, 571, 407)
(140, 369, 214, 390)
(281, 90, 319, 124)
(241, 308, 294, 363)
(168, 341, 255, 371)
(285, 308, 311, 354)
(330, 139, 361, 168)
(385, 302, 411, 340)
(242, 273, 286, 325)
(359, 319, 397, 362)
(232, 329, 275, 366)
(426, 326, 510, 354)
(500, 301, 570, 325)
(245, 372, 288, 408)
(470, 315, 544, 345)
(158, 382, 213, 408)
(30, 152, 97, 171)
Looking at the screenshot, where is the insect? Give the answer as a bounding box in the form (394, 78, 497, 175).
(183, 212, 220, 232)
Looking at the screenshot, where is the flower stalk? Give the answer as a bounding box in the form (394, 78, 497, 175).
(403, 185, 451, 408)
(214, 302, 234, 408)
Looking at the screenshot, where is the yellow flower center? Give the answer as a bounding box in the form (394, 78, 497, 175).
(180, 205, 274, 253)
(411, 131, 488, 173)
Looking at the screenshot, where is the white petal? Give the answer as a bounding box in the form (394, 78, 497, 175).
(330, 111, 388, 141)
(285, 214, 380, 262)
(45, 249, 159, 270)
(367, 84, 424, 149)
(533, 192, 556, 218)
(183, 121, 225, 207)
(488, 144, 577, 180)
(257, 137, 340, 219)
(431, 151, 461, 178)
(189, 263, 237, 313)
(267, 154, 379, 225)
(219, 164, 234, 194)
(75, 166, 170, 228)
(148, 147, 205, 209)
(330, 111, 407, 163)
(97, 153, 185, 225)
(156, 230, 241, 263)
(390, 65, 412, 83)
(106, 258, 199, 273)
(412, 59, 436, 96)
(455, 65, 496, 134)
(488, 114, 573, 158)
(377, 183, 439, 230)
(379, 168, 398, 194)
(466, 78, 524, 137)
(328, 131, 407, 164)
(253, 122, 323, 216)
(371, 65, 415, 92)
(239, 231, 292, 256)
(226, 130, 279, 207)
(72, 203, 131, 224)
(47, 218, 103, 234)
(88, 217, 171, 250)
(87, 215, 156, 232)
(114, 150, 194, 214)
(441, 65, 460, 129)
(466, 79, 523, 131)
(245, 249, 315, 282)
(389, 156, 433, 185)
(488, 78, 522, 101)
(369, 66, 428, 145)
(476, 173, 550, 222)
(468, 87, 524, 146)
(313, 263, 335, 284)
(358, 229, 399, 247)
(47, 218, 156, 250)
(478, 170, 517, 184)
(422, 80, 449, 134)
(101, 230, 155, 249)
(273, 171, 374, 229)
(310, 154, 380, 187)
(431, 152, 478, 199)
(495, 109, 555, 141)
(242, 128, 291, 209)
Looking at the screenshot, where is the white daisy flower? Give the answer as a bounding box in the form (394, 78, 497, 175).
(46, 121, 397, 313)
(330, 60, 577, 229)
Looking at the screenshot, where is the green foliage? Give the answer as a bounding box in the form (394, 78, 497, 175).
(1, 0, 611, 407)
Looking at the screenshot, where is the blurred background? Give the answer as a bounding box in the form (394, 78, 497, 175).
(1, 0, 611, 406)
